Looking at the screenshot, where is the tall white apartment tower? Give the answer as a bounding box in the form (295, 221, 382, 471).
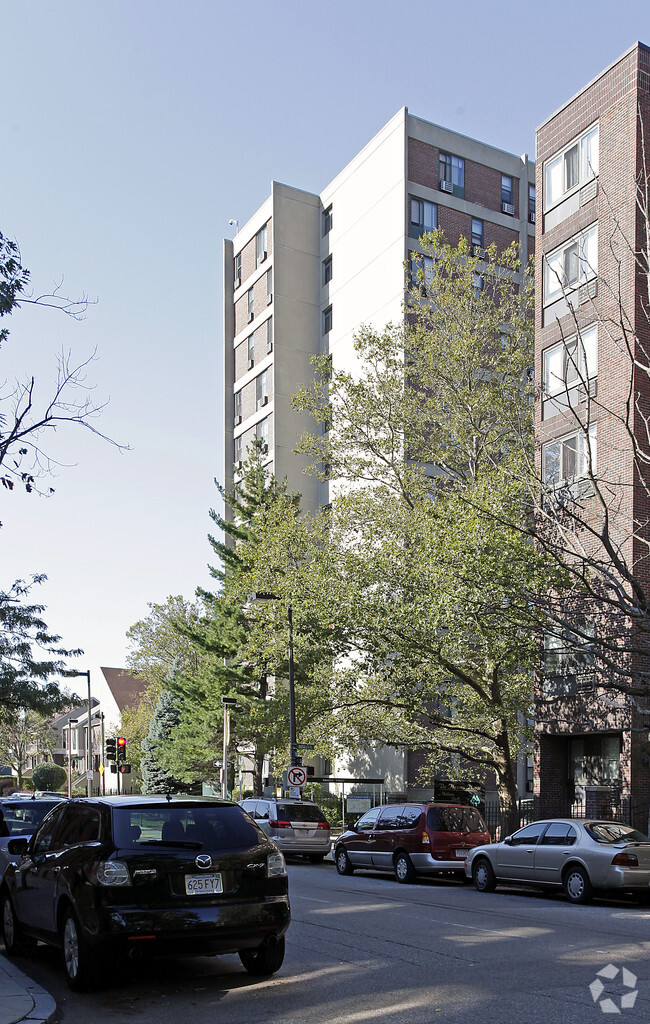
(223, 107, 535, 798)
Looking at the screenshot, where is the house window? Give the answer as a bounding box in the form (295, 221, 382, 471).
(544, 225, 597, 305)
(266, 316, 273, 353)
(542, 424, 596, 486)
(235, 434, 243, 466)
(322, 205, 332, 236)
(247, 287, 254, 322)
(501, 174, 514, 213)
(543, 325, 597, 415)
(528, 184, 536, 223)
(323, 255, 333, 284)
(266, 267, 273, 304)
(234, 390, 242, 423)
(323, 305, 332, 334)
(409, 197, 437, 238)
(544, 124, 599, 210)
(544, 621, 595, 677)
(247, 334, 255, 367)
(234, 252, 241, 289)
(409, 253, 434, 294)
(256, 224, 267, 267)
(439, 153, 464, 197)
(256, 369, 269, 410)
(256, 417, 269, 453)
(471, 218, 483, 250)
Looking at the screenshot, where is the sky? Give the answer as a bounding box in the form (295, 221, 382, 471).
(1, 1, 648, 709)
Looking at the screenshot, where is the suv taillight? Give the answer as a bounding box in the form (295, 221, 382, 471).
(317, 822, 330, 830)
(421, 831, 430, 846)
(612, 851, 638, 867)
(269, 819, 292, 829)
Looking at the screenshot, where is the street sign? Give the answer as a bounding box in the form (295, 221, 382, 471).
(296, 743, 315, 750)
(288, 786, 302, 799)
(287, 766, 307, 787)
(99, 764, 104, 775)
(86, 770, 93, 780)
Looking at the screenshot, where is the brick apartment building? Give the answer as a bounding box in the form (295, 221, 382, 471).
(223, 109, 535, 801)
(535, 42, 650, 830)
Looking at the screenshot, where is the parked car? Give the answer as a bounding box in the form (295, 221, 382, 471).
(0, 796, 290, 989)
(239, 798, 331, 861)
(466, 818, 650, 903)
(334, 802, 491, 883)
(0, 795, 65, 881)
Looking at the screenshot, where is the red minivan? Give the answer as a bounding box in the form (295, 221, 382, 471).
(334, 803, 490, 883)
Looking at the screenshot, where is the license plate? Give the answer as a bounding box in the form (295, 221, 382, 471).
(454, 850, 468, 859)
(185, 873, 223, 895)
(296, 828, 311, 836)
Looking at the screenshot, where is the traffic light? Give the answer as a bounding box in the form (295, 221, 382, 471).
(117, 737, 127, 763)
(105, 737, 117, 762)
(118, 764, 131, 774)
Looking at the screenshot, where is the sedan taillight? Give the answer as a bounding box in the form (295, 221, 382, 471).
(611, 851, 639, 867)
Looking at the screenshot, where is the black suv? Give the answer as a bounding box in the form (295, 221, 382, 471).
(0, 796, 290, 989)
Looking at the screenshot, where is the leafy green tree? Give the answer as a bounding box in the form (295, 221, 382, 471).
(0, 708, 57, 786)
(140, 689, 193, 794)
(32, 761, 67, 792)
(280, 233, 565, 834)
(158, 446, 334, 794)
(0, 577, 77, 716)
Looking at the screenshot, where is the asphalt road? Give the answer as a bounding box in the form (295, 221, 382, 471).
(4, 860, 650, 1023)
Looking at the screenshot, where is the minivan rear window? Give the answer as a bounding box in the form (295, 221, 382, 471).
(427, 806, 486, 834)
(113, 804, 261, 850)
(276, 804, 328, 823)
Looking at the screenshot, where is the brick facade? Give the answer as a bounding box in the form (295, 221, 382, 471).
(535, 44, 650, 830)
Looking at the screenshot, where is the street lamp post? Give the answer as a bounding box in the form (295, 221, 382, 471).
(67, 719, 78, 798)
(68, 670, 92, 796)
(247, 593, 297, 767)
(221, 697, 237, 799)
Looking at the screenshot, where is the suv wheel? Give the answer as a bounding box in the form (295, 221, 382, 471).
(335, 847, 354, 875)
(61, 909, 99, 991)
(239, 935, 285, 976)
(472, 857, 497, 893)
(1, 892, 36, 957)
(394, 852, 416, 884)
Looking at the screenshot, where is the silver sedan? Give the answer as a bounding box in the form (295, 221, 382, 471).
(465, 818, 650, 903)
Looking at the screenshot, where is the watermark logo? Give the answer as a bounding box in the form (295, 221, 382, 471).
(589, 964, 638, 1014)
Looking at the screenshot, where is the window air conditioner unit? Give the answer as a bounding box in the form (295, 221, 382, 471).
(234, 414, 242, 426)
(257, 251, 267, 265)
(236, 460, 243, 470)
(262, 395, 269, 406)
(502, 202, 514, 215)
(529, 211, 536, 224)
(234, 277, 241, 290)
(439, 180, 453, 193)
(266, 293, 272, 305)
(247, 311, 254, 323)
(247, 357, 254, 369)
(267, 341, 273, 353)
(473, 246, 485, 258)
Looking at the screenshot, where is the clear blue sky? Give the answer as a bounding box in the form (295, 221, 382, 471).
(1, 1, 646, 706)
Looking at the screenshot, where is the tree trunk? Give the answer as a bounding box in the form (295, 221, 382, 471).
(494, 754, 519, 839)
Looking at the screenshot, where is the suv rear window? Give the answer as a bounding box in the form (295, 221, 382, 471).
(427, 806, 486, 833)
(276, 804, 328, 823)
(112, 804, 261, 850)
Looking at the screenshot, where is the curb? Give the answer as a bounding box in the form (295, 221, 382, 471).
(0, 956, 56, 1024)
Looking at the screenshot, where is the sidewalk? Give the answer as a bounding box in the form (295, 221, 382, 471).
(0, 955, 56, 1024)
